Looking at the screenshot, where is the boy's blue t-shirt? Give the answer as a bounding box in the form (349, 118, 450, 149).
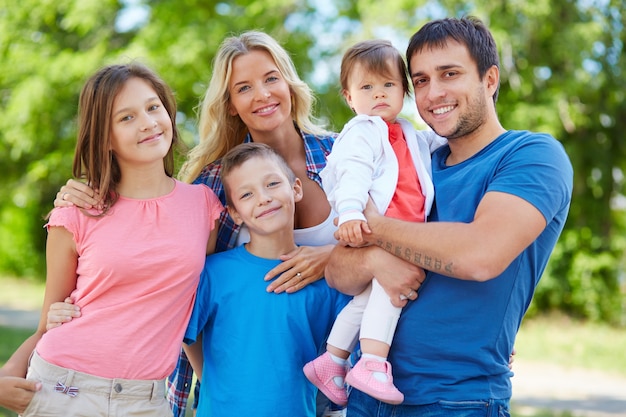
(185, 244, 349, 417)
(389, 130, 573, 403)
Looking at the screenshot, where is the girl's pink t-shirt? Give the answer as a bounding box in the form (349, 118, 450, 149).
(37, 180, 222, 380)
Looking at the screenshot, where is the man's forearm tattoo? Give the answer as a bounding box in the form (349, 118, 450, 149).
(376, 238, 453, 274)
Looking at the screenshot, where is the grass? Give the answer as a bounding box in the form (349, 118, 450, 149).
(515, 312, 626, 377)
(1, 277, 623, 417)
(0, 327, 35, 417)
(0, 276, 44, 310)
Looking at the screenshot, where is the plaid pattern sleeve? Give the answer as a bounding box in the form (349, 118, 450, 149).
(167, 350, 193, 417)
(193, 162, 240, 252)
(302, 131, 336, 186)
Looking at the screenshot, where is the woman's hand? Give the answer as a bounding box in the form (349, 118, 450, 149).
(264, 245, 334, 294)
(53, 179, 101, 209)
(46, 297, 81, 330)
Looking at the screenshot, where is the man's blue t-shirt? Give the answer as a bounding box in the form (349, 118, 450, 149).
(389, 130, 573, 404)
(184, 244, 349, 416)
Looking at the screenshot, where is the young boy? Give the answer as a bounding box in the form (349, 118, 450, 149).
(182, 143, 350, 416)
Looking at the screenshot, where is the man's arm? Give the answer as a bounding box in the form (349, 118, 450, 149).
(362, 191, 546, 281)
(325, 244, 425, 307)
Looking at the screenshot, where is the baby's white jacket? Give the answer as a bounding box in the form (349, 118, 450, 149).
(320, 114, 447, 225)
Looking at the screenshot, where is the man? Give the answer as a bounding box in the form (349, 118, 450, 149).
(325, 16, 573, 417)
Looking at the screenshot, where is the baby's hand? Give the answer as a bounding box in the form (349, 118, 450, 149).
(47, 297, 81, 330)
(336, 220, 371, 247)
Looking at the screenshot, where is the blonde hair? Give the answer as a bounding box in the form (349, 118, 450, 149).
(179, 31, 327, 183)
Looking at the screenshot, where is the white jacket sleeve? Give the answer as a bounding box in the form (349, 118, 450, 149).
(320, 116, 387, 226)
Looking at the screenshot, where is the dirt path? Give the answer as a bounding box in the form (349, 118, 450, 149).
(512, 359, 626, 416)
(0, 307, 40, 329)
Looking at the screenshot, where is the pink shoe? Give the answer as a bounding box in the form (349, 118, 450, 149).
(303, 352, 348, 406)
(345, 358, 404, 405)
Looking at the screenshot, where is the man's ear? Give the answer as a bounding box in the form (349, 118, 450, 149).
(485, 64, 500, 98)
(293, 178, 304, 203)
(227, 205, 244, 225)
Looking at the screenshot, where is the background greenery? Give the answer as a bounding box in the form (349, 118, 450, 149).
(1, 0, 625, 325)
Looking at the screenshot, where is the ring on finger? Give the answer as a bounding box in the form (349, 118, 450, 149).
(62, 192, 68, 201)
(295, 272, 302, 278)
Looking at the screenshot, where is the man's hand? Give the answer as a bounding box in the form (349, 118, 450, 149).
(363, 246, 424, 307)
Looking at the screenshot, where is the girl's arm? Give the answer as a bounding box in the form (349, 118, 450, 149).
(1, 226, 78, 379)
(206, 219, 219, 255)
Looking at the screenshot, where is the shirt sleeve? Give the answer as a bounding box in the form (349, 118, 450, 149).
(488, 133, 573, 223)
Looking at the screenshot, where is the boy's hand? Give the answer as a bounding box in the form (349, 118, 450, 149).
(47, 297, 81, 330)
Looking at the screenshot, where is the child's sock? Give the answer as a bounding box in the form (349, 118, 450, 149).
(361, 353, 388, 382)
(328, 353, 348, 387)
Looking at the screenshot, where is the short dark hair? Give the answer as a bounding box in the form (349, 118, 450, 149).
(406, 16, 500, 102)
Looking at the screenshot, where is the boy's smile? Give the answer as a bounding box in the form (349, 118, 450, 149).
(226, 156, 303, 238)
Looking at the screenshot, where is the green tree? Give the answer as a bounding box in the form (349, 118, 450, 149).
(1, 0, 624, 324)
(0, 0, 128, 276)
(323, 0, 626, 324)
(0, 0, 332, 278)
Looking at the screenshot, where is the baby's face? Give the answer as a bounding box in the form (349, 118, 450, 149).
(344, 60, 405, 124)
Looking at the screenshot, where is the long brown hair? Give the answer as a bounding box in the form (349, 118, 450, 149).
(74, 63, 180, 214)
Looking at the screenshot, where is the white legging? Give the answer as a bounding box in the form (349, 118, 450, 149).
(327, 278, 401, 353)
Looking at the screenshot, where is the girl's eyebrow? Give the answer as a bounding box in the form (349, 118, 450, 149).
(112, 96, 159, 118)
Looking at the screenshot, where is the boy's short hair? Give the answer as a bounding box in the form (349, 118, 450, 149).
(221, 143, 297, 206)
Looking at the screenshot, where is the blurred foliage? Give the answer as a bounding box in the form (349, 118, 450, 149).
(0, 0, 624, 324)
